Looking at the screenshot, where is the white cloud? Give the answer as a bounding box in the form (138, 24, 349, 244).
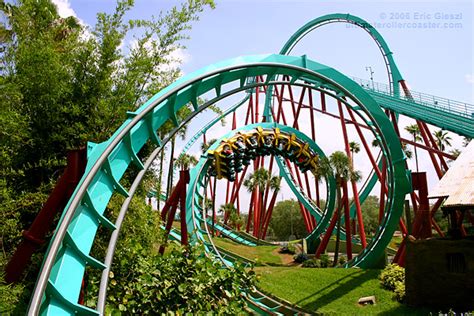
(51, 0, 78, 19)
(465, 74, 474, 84)
(51, 0, 92, 40)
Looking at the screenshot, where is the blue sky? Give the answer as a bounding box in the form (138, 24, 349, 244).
(60, 0, 473, 103)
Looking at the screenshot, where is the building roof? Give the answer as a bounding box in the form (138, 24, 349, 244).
(429, 140, 474, 208)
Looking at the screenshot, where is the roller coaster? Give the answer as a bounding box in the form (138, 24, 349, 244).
(26, 13, 473, 315)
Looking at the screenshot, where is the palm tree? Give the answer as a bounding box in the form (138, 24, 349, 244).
(261, 176, 282, 239)
(448, 148, 461, 162)
(401, 142, 413, 160)
(243, 168, 281, 239)
(349, 141, 360, 165)
(220, 203, 243, 230)
(244, 168, 269, 238)
(462, 137, 472, 147)
(201, 138, 217, 153)
(433, 129, 452, 151)
(317, 151, 361, 266)
(175, 153, 197, 170)
(371, 138, 380, 148)
(405, 124, 421, 172)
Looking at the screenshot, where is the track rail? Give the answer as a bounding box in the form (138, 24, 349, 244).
(29, 54, 410, 315)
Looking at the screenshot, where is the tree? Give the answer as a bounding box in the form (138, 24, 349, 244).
(175, 153, 198, 170)
(219, 203, 243, 230)
(405, 124, 421, 172)
(360, 195, 380, 235)
(0, 0, 217, 311)
(462, 137, 472, 147)
(268, 200, 307, 240)
(201, 138, 217, 153)
(261, 176, 282, 239)
(401, 142, 413, 160)
(1, 0, 214, 189)
(448, 148, 461, 163)
(317, 151, 361, 266)
(243, 168, 281, 238)
(433, 129, 452, 151)
(349, 141, 360, 165)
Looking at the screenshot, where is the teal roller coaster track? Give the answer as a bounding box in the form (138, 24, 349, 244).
(27, 13, 473, 315)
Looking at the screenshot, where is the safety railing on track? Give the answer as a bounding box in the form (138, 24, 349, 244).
(351, 76, 474, 119)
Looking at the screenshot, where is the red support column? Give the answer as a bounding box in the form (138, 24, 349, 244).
(379, 159, 387, 223)
(342, 181, 353, 260)
(6, 149, 87, 283)
(315, 196, 347, 258)
(292, 87, 306, 129)
(320, 92, 327, 112)
(230, 165, 249, 204)
(246, 189, 255, 233)
(337, 101, 366, 248)
(417, 121, 443, 178)
(179, 170, 190, 246)
(410, 172, 432, 239)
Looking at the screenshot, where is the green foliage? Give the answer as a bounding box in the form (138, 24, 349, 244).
(361, 195, 381, 235)
(319, 254, 331, 268)
(0, 272, 24, 315)
(1, 0, 214, 187)
(379, 263, 405, 291)
(219, 203, 243, 230)
(269, 199, 307, 240)
(338, 255, 347, 266)
(84, 192, 256, 313)
(0, 0, 215, 312)
(302, 259, 320, 268)
(88, 244, 254, 314)
(380, 263, 405, 302)
(394, 281, 406, 302)
(175, 153, 198, 170)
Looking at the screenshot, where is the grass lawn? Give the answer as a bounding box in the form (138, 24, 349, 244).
(212, 237, 283, 265)
(254, 267, 435, 315)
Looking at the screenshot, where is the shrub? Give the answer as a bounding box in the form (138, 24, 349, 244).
(293, 253, 308, 263)
(302, 259, 321, 268)
(380, 263, 405, 302)
(379, 263, 405, 291)
(338, 255, 347, 265)
(319, 254, 331, 268)
(0, 271, 25, 315)
(87, 244, 255, 314)
(394, 281, 406, 302)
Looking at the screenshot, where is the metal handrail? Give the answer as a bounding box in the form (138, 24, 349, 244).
(352, 76, 474, 119)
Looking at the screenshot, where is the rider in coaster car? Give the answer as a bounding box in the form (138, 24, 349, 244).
(231, 137, 246, 172)
(246, 133, 258, 159)
(220, 144, 236, 181)
(262, 132, 275, 156)
(295, 143, 311, 170)
(207, 150, 218, 177)
(286, 134, 301, 160)
(221, 144, 235, 161)
(233, 135, 247, 157)
(275, 133, 290, 157)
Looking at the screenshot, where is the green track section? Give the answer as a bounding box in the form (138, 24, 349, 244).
(366, 89, 474, 138)
(31, 54, 411, 315)
(187, 122, 337, 257)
